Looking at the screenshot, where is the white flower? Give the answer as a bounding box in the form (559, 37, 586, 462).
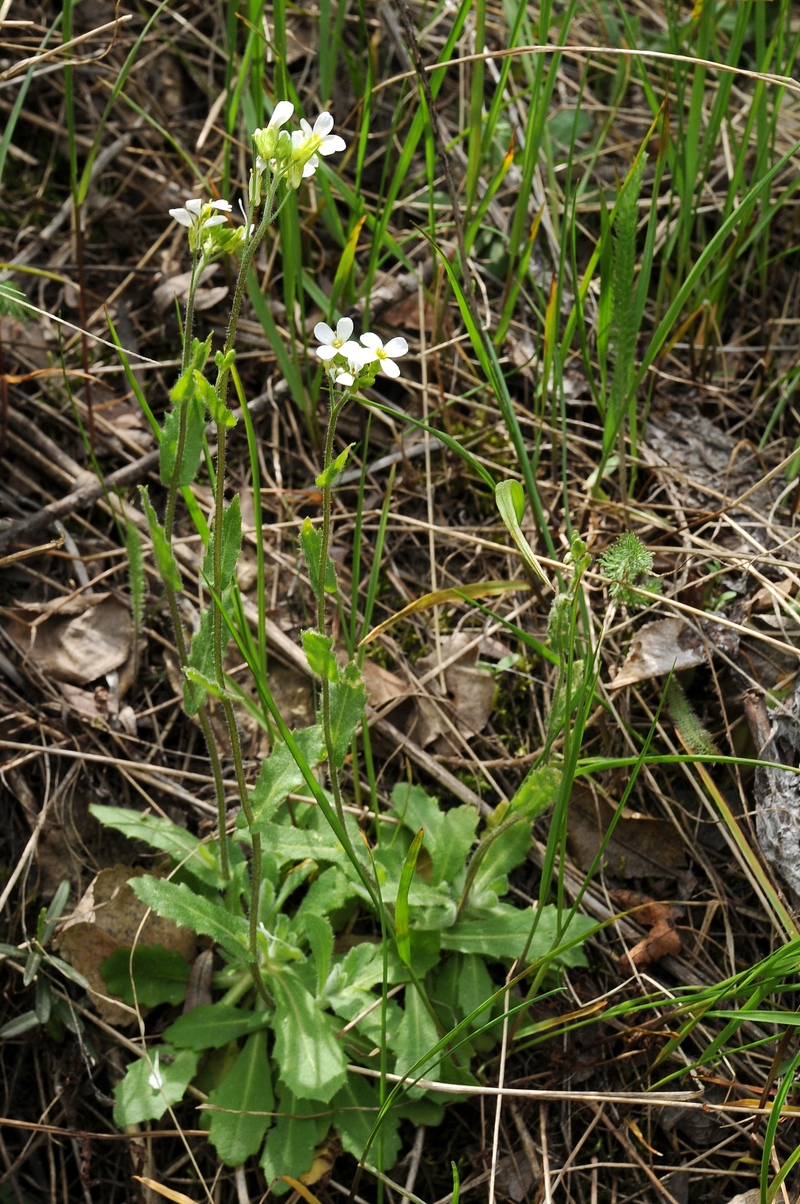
(300, 112, 346, 158)
(285, 113, 346, 187)
(360, 332, 408, 378)
(147, 1052, 163, 1092)
(169, 197, 232, 230)
(333, 344, 374, 387)
(253, 101, 295, 161)
(314, 317, 355, 361)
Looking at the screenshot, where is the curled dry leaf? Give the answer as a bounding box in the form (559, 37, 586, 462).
(6, 595, 132, 686)
(611, 889, 681, 969)
(610, 616, 738, 690)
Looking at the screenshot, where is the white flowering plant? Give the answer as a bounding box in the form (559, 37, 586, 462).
(95, 96, 591, 1194)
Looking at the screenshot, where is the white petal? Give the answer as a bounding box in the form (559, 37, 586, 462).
(269, 100, 294, 128)
(360, 332, 381, 349)
(316, 345, 338, 361)
(169, 208, 192, 226)
(319, 135, 346, 155)
(299, 119, 312, 136)
(314, 321, 336, 344)
(335, 316, 354, 341)
(184, 198, 203, 215)
(313, 112, 334, 137)
(384, 337, 408, 357)
(200, 214, 227, 229)
(380, 358, 401, 378)
(302, 158, 318, 178)
(339, 340, 362, 358)
(209, 199, 233, 212)
(335, 371, 355, 386)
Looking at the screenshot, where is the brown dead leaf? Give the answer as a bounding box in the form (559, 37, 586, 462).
(567, 785, 686, 879)
(610, 617, 738, 689)
(360, 658, 408, 708)
(5, 595, 132, 685)
(57, 866, 196, 1025)
(611, 889, 681, 969)
(418, 632, 496, 739)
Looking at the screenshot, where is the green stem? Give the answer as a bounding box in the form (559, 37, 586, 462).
(317, 396, 347, 828)
(215, 177, 281, 407)
(161, 257, 230, 882)
(163, 582, 229, 880)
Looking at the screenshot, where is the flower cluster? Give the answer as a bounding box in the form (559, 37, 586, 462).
(250, 104, 345, 206)
(314, 317, 408, 388)
(168, 197, 246, 258)
(169, 101, 346, 252)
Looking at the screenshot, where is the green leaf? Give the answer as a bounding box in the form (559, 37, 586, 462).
(89, 805, 224, 887)
(509, 766, 562, 819)
(393, 986, 440, 1099)
(302, 630, 339, 681)
(325, 661, 367, 767)
(203, 494, 242, 591)
(208, 1031, 273, 1165)
(268, 968, 346, 1101)
(160, 392, 206, 487)
(316, 443, 354, 488)
(100, 945, 190, 1007)
(0, 1010, 41, 1038)
(495, 479, 549, 587)
(254, 824, 350, 867)
(441, 903, 592, 965)
(300, 517, 337, 598)
(470, 819, 531, 898)
(431, 806, 478, 886)
(184, 667, 234, 702)
(126, 521, 145, 632)
(128, 877, 254, 962)
(139, 487, 182, 591)
(185, 606, 215, 716)
(302, 914, 334, 997)
(113, 1044, 199, 1126)
(390, 783, 445, 845)
(395, 829, 424, 967)
(245, 726, 326, 832)
(259, 1089, 329, 1192)
(332, 1075, 403, 1166)
(166, 1004, 271, 1051)
(195, 370, 237, 429)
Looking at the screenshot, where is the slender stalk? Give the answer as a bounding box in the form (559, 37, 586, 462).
(161, 259, 230, 882)
(317, 395, 347, 828)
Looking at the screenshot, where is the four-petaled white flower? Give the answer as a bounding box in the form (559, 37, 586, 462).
(286, 113, 347, 187)
(314, 317, 356, 361)
(148, 1052, 164, 1093)
(169, 197, 232, 231)
(360, 332, 408, 378)
(333, 344, 374, 387)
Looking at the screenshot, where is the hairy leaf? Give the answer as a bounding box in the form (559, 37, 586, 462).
(90, 805, 224, 887)
(113, 1045, 199, 1126)
(128, 877, 253, 962)
(269, 968, 346, 1101)
(166, 1004, 271, 1051)
(325, 662, 367, 766)
(139, 487, 182, 591)
(208, 1031, 273, 1164)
